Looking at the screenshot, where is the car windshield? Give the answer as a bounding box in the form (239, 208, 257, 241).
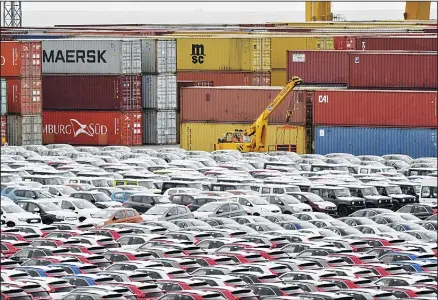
(285, 187, 300, 193)
(376, 225, 397, 233)
(399, 214, 420, 222)
(305, 194, 324, 202)
(92, 179, 109, 187)
(39, 202, 62, 211)
(145, 206, 170, 215)
(248, 197, 270, 205)
(59, 186, 76, 195)
(278, 195, 301, 204)
(361, 187, 379, 196)
(152, 196, 171, 204)
(421, 186, 438, 198)
(386, 186, 402, 195)
(94, 193, 112, 202)
(72, 199, 96, 209)
(421, 231, 438, 240)
(335, 189, 351, 197)
(35, 191, 55, 198)
(93, 209, 116, 219)
(2, 204, 25, 213)
(198, 202, 223, 212)
(46, 178, 64, 185)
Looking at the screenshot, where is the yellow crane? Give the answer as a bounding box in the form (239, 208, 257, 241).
(305, 1, 431, 21)
(215, 76, 303, 153)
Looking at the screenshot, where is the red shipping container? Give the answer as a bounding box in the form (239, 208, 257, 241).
(348, 52, 437, 89)
(177, 71, 271, 86)
(7, 78, 42, 114)
(1, 115, 6, 145)
(357, 36, 438, 51)
(312, 90, 437, 128)
(287, 51, 350, 84)
(0, 41, 42, 77)
(333, 36, 357, 50)
(42, 75, 142, 111)
(42, 111, 142, 146)
(180, 86, 306, 124)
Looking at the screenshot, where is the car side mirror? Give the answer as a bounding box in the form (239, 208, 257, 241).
(33, 208, 40, 213)
(218, 209, 224, 214)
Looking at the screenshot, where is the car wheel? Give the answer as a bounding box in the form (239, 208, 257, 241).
(337, 205, 349, 217)
(253, 213, 260, 216)
(6, 221, 15, 227)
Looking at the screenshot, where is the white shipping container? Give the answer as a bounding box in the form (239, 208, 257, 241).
(42, 39, 141, 74)
(142, 39, 177, 74)
(7, 115, 42, 146)
(1, 78, 7, 115)
(143, 110, 177, 145)
(142, 74, 177, 110)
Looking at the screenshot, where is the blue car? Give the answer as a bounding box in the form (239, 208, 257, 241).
(390, 260, 438, 273)
(110, 191, 137, 203)
(15, 266, 68, 277)
(47, 262, 101, 275)
(62, 274, 116, 286)
(5, 187, 55, 201)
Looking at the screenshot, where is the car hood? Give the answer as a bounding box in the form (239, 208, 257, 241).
(50, 293, 69, 300)
(6, 211, 41, 219)
(315, 201, 337, 209)
(193, 211, 213, 218)
(141, 214, 164, 221)
(365, 195, 392, 200)
(257, 204, 281, 212)
(97, 201, 122, 207)
(389, 194, 416, 199)
(82, 217, 107, 226)
(337, 196, 364, 201)
(52, 210, 78, 218)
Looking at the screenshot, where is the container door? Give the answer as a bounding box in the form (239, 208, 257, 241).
(122, 41, 131, 74)
(131, 40, 142, 74)
(1, 79, 7, 115)
(157, 40, 166, 74)
(251, 39, 262, 72)
(167, 75, 177, 109)
(1, 116, 7, 145)
(142, 75, 157, 109)
(21, 42, 42, 77)
(262, 38, 271, 72)
(167, 40, 177, 73)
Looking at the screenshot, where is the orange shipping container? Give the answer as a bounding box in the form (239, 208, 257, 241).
(177, 71, 271, 86)
(7, 78, 42, 115)
(180, 86, 306, 124)
(0, 41, 42, 77)
(1, 115, 6, 145)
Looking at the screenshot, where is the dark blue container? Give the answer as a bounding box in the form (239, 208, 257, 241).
(314, 126, 437, 158)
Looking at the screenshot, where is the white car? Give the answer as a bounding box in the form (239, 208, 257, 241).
(16, 277, 73, 300)
(1, 199, 42, 226)
(42, 185, 77, 197)
(53, 198, 101, 222)
(229, 195, 281, 216)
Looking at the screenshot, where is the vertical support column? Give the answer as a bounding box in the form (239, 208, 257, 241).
(3, 1, 22, 27)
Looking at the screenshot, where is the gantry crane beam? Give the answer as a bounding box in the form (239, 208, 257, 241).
(305, 2, 333, 21)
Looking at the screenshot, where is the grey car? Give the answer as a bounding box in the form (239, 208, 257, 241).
(141, 204, 195, 221)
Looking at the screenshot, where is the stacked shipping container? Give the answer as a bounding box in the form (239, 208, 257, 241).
(141, 38, 178, 145)
(1, 41, 43, 146)
(41, 39, 143, 146)
(285, 49, 437, 157)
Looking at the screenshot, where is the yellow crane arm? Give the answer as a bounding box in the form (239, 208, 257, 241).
(243, 76, 303, 152)
(404, 1, 431, 20)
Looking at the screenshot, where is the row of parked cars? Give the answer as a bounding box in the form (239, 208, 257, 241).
(0, 144, 437, 300)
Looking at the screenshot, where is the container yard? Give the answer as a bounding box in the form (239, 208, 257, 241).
(0, 3, 437, 298)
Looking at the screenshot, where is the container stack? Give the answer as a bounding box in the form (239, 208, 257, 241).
(286, 48, 438, 157)
(0, 41, 43, 146)
(141, 38, 178, 145)
(41, 39, 143, 146)
(174, 36, 272, 86)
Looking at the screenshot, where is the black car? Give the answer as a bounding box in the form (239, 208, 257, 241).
(15, 200, 78, 225)
(343, 185, 393, 209)
(123, 194, 166, 214)
(308, 186, 366, 217)
(396, 204, 436, 220)
(365, 183, 416, 210)
(290, 192, 338, 216)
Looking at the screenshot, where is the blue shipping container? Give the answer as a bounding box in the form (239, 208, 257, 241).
(314, 126, 437, 158)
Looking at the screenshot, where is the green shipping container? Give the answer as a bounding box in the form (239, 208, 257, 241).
(1, 78, 7, 115)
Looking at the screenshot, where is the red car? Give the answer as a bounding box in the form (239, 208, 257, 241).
(190, 254, 236, 267)
(245, 248, 289, 261)
(103, 250, 155, 262)
(201, 286, 260, 300)
(159, 290, 228, 300)
(215, 251, 267, 264)
(381, 286, 437, 298)
(85, 227, 133, 240)
(1, 241, 30, 258)
(359, 264, 406, 278)
(57, 253, 111, 269)
(113, 282, 165, 300)
(64, 244, 106, 254)
(2, 281, 51, 300)
(1, 232, 39, 242)
(328, 253, 379, 265)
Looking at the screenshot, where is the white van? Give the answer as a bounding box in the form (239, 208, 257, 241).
(419, 177, 437, 206)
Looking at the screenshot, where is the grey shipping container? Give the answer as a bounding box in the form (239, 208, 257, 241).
(7, 115, 42, 146)
(1, 78, 7, 115)
(42, 39, 141, 74)
(143, 110, 177, 145)
(142, 74, 177, 110)
(141, 39, 177, 74)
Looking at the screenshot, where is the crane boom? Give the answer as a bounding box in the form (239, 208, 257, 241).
(215, 76, 302, 153)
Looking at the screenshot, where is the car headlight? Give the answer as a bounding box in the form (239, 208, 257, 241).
(56, 216, 66, 220)
(378, 200, 382, 204)
(352, 201, 355, 205)
(401, 199, 405, 202)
